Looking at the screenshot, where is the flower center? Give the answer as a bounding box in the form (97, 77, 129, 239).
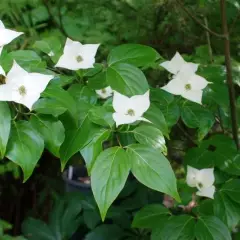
(18, 85, 27, 96)
(185, 83, 192, 91)
(101, 88, 106, 94)
(127, 109, 135, 116)
(198, 182, 203, 188)
(76, 55, 83, 63)
(0, 75, 5, 85)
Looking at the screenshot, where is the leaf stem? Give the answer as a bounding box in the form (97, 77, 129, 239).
(220, 0, 239, 149)
(203, 16, 213, 63)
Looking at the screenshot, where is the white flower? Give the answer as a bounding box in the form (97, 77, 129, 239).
(0, 20, 23, 56)
(161, 65, 209, 104)
(48, 51, 54, 57)
(112, 90, 150, 127)
(0, 61, 54, 110)
(0, 65, 5, 77)
(160, 52, 198, 75)
(55, 38, 100, 70)
(186, 166, 215, 199)
(96, 86, 113, 99)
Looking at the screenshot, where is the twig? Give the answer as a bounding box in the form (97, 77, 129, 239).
(176, 0, 226, 39)
(204, 16, 213, 63)
(220, 0, 239, 149)
(116, 134, 122, 148)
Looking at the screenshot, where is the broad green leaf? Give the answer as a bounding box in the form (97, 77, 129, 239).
(60, 116, 101, 170)
(222, 179, 240, 204)
(126, 144, 180, 201)
(87, 71, 108, 90)
(0, 102, 11, 159)
(133, 125, 167, 154)
(195, 216, 231, 240)
(153, 215, 195, 240)
(181, 102, 214, 141)
(68, 84, 97, 105)
(42, 86, 78, 122)
(150, 88, 174, 105)
(197, 199, 214, 216)
(132, 204, 170, 229)
(6, 121, 44, 182)
(91, 147, 130, 220)
(85, 224, 123, 240)
(30, 114, 65, 157)
(143, 104, 169, 137)
(106, 63, 149, 96)
(214, 191, 240, 228)
(108, 44, 158, 67)
(22, 218, 55, 240)
(33, 98, 67, 117)
(49, 195, 82, 239)
(81, 129, 111, 173)
(88, 106, 114, 128)
(83, 210, 101, 230)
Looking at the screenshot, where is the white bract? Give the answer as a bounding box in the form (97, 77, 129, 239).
(160, 52, 210, 104)
(55, 38, 100, 70)
(112, 90, 150, 127)
(186, 165, 215, 199)
(0, 20, 23, 56)
(96, 86, 113, 99)
(160, 52, 198, 75)
(0, 61, 54, 110)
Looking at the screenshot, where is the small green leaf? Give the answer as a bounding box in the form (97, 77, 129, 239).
(30, 114, 65, 157)
(126, 144, 180, 201)
(6, 121, 44, 182)
(143, 104, 169, 137)
(91, 147, 130, 220)
(88, 71, 108, 90)
(60, 116, 101, 170)
(88, 106, 114, 128)
(195, 216, 231, 240)
(132, 204, 170, 229)
(108, 44, 158, 67)
(81, 129, 111, 173)
(133, 125, 167, 154)
(153, 215, 195, 240)
(0, 102, 11, 159)
(222, 179, 240, 204)
(106, 63, 149, 96)
(214, 191, 240, 228)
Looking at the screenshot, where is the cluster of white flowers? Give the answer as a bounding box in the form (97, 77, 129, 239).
(186, 165, 215, 199)
(0, 21, 210, 127)
(160, 52, 210, 104)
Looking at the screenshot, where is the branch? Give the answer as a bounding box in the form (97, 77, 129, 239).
(220, 0, 239, 149)
(176, 0, 226, 39)
(203, 16, 213, 63)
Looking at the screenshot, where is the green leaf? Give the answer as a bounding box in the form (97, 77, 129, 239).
(91, 147, 130, 220)
(195, 216, 231, 240)
(132, 204, 170, 229)
(33, 98, 67, 117)
(30, 114, 65, 157)
(0, 102, 11, 159)
(22, 218, 55, 240)
(181, 102, 214, 141)
(68, 84, 97, 105)
(107, 44, 158, 67)
(106, 63, 149, 96)
(126, 144, 180, 201)
(88, 106, 114, 128)
(81, 129, 111, 173)
(60, 116, 101, 170)
(83, 210, 101, 230)
(42, 86, 78, 122)
(6, 121, 44, 182)
(152, 215, 195, 240)
(87, 71, 108, 90)
(214, 191, 240, 228)
(143, 104, 169, 137)
(85, 224, 123, 240)
(222, 179, 240, 204)
(133, 125, 167, 154)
